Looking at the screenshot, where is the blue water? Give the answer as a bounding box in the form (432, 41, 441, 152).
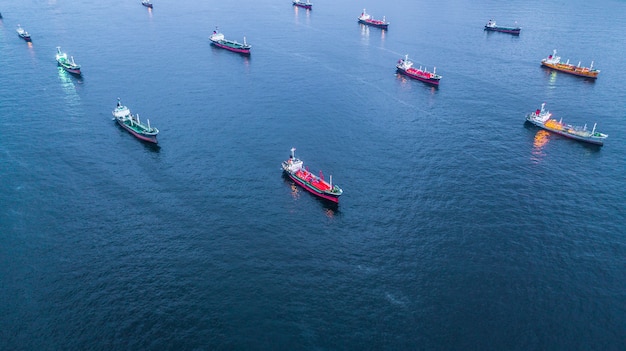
(1, 0, 625, 349)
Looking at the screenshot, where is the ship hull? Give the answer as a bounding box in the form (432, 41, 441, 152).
(397, 68, 440, 86)
(210, 40, 250, 54)
(541, 62, 599, 79)
(19, 34, 32, 42)
(59, 64, 81, 75)
(142, 3, 153, 8)
(293, 2, 312, 9)
(285, 171, 340, 203)
(484, 26, 520, 35)
(525, 118, 604, 146)
(358, 19, 388, 29)
(116, 119, 158, 144)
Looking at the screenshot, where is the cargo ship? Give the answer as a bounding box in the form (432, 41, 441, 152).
(282, 148, 343, 203)
(16, 24, 31, 42)
(112, 98, 159, 144)
(541, 49, 599, 79)
(396, 55, 441, 86)
(525, 103, 607, 146)
(56, 47, 81, 75)
(484, 19, 520, 35)
(358, 9, 388, 29)
(209, 28, 251, 55)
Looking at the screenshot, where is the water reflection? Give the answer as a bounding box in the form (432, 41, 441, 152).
(360, 24, 370, 39)
(293, 4, 311, 23)
(542, 66, 597, 85)
(359, 24, 386, 40)
(530, 129, 550, 163)
(57, 67, 82, 110)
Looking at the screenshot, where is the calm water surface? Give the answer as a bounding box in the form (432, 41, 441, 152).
(1, 0, 625, 349)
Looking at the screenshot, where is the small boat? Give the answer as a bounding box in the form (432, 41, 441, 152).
(484, 19, 521, 35)
(541, 50, 599, 79)
(16, 24, 31, 42)
(357, 9, 388, 29)
(293, 0, 312, 9)
(141, 0, 153, 8)
(525, 103, 607, 146)
(56, 47, 81, 75)
(112, 98, 159, 144)
(396, 55, 442, 86)
(209, 27, 251, 54)
(282, 148, 343, 203)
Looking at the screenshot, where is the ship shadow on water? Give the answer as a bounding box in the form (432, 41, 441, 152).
(483, 30, 520, 39)
(142, 141, 161, 153)
(281, 173, 340, 215)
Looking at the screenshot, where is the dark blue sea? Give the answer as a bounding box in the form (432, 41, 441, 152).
(1, 0, 625, 349)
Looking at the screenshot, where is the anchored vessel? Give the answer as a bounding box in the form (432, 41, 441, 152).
(112, 98, 159, 144)
(56, 47, 81, 75)
(541, 50, 599, 79)
(16, 24, 31, 41)
(141, 0, 153, 8)
(484, 19, 521, 35)
(282, 148, 343, 203)
(358, 9, 388, 29)
(209, 28, 251, 55)
(525, 103, 607, 146)
(396, 55, 441, 86)
(293, 0, 312, 9)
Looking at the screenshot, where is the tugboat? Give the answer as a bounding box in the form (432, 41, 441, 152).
(357, 9, 388, 29)
(16, 24, 31, 42)
(484, 19, 521, 35)
(541, 49, 600, 79)
(56, 47, 81, 75)
(293, 0, 312, 9)
(525, 103, 607, 146)
(141, 0, 153, 8)
(396, 55, 442, 86)
(209, 27, 251, 55)
(112, 98, 159, 144)
(282, 148, 343, 203)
